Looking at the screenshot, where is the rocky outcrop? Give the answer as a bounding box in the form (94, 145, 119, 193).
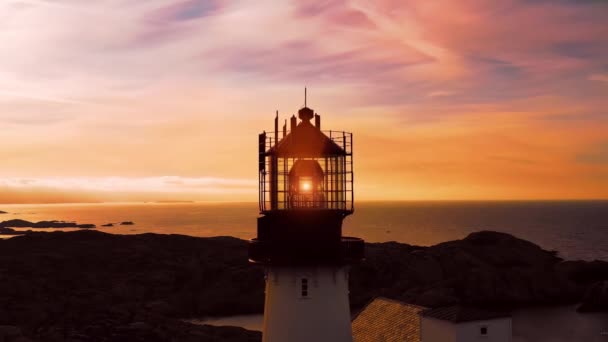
(0, 231, 264, 341)
(0, 219, 34, 228)
(577, 280, 608, 312)
(0, 230, 605, 341)
(0, 227, 26, 235)
(0, 211, 7, 214)
(120, 221, 134, 225)
(349, 231, 605, 310)
(0, 325, 26, 341)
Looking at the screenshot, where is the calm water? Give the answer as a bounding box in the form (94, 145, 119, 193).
(1, 200, 607, 260)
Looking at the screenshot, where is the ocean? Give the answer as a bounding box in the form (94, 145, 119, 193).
(1, 200, 607, 261)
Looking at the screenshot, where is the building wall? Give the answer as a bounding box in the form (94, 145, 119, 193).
(421, 317, 512, 342)
(420, 317, 457, 342)
(263, 266, 353, 342)
(455, 318, 512, 342)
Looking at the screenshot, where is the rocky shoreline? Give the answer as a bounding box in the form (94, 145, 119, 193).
(0, 230, 605, 341)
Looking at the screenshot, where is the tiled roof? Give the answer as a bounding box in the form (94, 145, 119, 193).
(352, 297, 425, 342)
(420, 306, 510, 323)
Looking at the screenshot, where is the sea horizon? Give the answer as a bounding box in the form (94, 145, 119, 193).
(2, 200, 607, 261)
(3, 198, 608, 205)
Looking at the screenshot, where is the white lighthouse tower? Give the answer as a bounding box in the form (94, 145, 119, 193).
(249, 94, 364, 342)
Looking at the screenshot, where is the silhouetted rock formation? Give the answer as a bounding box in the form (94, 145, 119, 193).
(577, 280, 608, 312)
(101, 223, 114, 227)
(120, 221, 134, 225)
(0, 219, 33, 227)
(0, 231, 263, 341)
(0, 227, 26, 235)
(349, 231, 607, 310)
(0, 210, 7, 214)
(0, 230, 605, 341)
(0, 220, 96, 229)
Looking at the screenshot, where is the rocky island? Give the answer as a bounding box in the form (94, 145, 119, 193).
(0, 230, 605, 341)
(0, 219, 96, 230)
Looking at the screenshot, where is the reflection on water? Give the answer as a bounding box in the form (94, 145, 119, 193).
(191, 307, 608, 341)
(1, 201, 607, 260)
(187, 314, 263, 332)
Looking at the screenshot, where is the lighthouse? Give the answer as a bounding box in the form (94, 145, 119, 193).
(249, 92, 364, 342)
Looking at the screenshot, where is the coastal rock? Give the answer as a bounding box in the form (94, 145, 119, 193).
(0, 230, 264, 341)
(0, 230, 605, 341)
(577, 280, 608, 312)
(555, 260, 608, 284)
(0, 211, 7, 214)
(120, 221, 134, 225)
(0, 219, 34, 228)
(0, 325, 31, 342)
(0, 227, 30, 236)
(349, 231, 591, 309)
(101, 223, 114, 227)
(0, 227, 18, 235)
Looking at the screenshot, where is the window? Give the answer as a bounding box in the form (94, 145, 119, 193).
(480, 326, 488, 336)
(301, 278, 308, 297)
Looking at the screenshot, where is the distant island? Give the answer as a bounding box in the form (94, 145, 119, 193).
(0, 219, 96, 230)
(0, 210, 7, 214)
(0, 220, 97, 236)
(154, 200, 195, 204)
(0, 219, 138, 236)
(0, 230, 605, 341)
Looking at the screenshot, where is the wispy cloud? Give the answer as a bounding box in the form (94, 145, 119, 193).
(427, 91, 454, 98)
(577, 142, 608, 165)
(0, 89, 91, 105)
(588, 73, 608, 82)
(0, 176, 257, 194)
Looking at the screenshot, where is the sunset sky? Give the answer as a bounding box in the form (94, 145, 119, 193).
(1, 0, 607, 203)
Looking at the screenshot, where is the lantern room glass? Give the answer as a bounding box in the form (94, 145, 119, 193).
(259, 130, 354, 213)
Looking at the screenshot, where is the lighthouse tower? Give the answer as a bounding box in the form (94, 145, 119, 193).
(249, 93, 364, 342)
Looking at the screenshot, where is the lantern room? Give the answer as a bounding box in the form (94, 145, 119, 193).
(258, 105, 353, 214)
(250, 95, 363, 266)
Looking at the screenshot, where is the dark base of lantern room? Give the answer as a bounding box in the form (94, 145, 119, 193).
(256, 210, 351, 241)
(248, 236, 364, 266)
(249, 211, 364, 266)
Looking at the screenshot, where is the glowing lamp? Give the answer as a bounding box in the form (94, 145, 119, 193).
(299, 178, 312, 192)
(288, 160, 324, 208)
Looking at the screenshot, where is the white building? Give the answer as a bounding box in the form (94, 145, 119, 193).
(420, 306, 512, 342)
(261, 266, 354, 342)
(352, 297, 512, 342)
